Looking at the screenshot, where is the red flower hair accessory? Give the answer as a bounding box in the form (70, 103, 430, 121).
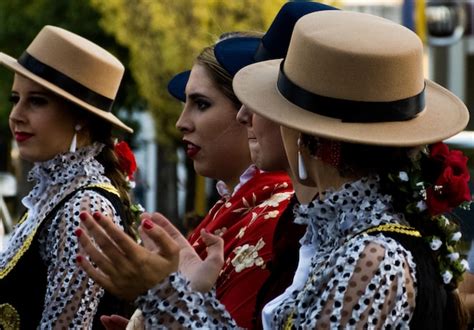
(426, 142, 471, 216)
(114, 141, 137, 181)
(388, 142, 472, 288)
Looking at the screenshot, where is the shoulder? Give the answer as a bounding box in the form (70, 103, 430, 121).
(60, 186, 119, 218)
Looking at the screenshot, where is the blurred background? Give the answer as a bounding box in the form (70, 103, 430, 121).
(0, 0, 473, 248)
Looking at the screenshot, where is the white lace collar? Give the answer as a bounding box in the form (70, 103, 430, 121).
(294, 176, 406, 248)
(24, 143, 105, 207)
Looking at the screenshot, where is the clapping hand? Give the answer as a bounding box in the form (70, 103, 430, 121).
(75, 211, 224, 302)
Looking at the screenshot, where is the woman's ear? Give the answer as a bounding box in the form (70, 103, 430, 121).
(280, 127, 316, 187)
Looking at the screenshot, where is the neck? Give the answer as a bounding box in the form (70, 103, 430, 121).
(222, 162, 253, 193)
(289, 171, 319, 204)
(311, 161, 359, 200)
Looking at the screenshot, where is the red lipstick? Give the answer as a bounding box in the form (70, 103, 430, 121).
(15, 132, 33, 142)
(184, 141, 201, 158)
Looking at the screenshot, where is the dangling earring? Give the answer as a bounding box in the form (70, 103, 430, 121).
(69, 124, 82, 153)
(297, 137, 308, 180)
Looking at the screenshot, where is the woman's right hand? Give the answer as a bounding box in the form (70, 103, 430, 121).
(76, 211, 224, 301)
(100, 314, 129, 330)
(76, 211, 180, 301)
(145, 212, 224, 292)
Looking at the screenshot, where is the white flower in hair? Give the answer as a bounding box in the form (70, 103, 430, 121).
(447, 252, 459, 262)
(450, 232, 462, 242)
(461, 259, 470, 272)
(416, 200, 427, 212)
(429, 237, 442, 251)
(442, 270, 453, 284)
(398, 171, 409, 182)
(439, 215, 449, 227)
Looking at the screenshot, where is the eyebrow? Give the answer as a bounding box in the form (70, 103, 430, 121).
(10, 90, 51, 97)
(187, 92, 209, 100)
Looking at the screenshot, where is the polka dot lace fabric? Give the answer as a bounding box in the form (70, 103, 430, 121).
(0, 143, 124, 329)
(136, 176, 417, 329)
(271, 176, 417, 328)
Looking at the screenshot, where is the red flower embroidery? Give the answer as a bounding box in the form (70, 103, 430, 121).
(114, 141, 137, 180)
(426, 142, 471, 216)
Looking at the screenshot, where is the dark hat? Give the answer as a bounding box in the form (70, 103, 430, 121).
(167, 2, 337, 102)
(214, 2, 337, 76)
(167, 70, 190, 102)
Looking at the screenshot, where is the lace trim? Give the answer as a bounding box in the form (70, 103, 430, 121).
(85, 183, 120, 197)
(363, 223, 421, 237)
(0, 303, 20, 329)
(0, 219, 39, 279)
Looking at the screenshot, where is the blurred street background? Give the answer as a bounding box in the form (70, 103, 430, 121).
(0, 0, 473, 249)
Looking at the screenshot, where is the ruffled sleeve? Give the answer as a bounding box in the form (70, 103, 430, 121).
(136, 272, 240, 329)
(38, 189, 122, 329)
(274, 234, 417, 328)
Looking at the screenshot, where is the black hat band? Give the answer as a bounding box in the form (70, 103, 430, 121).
(18, 52, 114, 112)
(277, 61, 425, 123)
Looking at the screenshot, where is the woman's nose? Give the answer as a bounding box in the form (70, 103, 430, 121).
(175, 107, 193, 133)
(236, 105, 252, 126)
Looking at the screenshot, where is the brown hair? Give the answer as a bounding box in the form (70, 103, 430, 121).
(195, 31, 263, 108)
(74, 104, 135, 237)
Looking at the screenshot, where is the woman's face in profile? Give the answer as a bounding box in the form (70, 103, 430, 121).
(176, 64, 250, 181)
(9, 74, 77, 162)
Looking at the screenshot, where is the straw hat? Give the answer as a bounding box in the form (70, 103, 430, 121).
(0, 25, 133, 133)
(233, 11, 469, 146)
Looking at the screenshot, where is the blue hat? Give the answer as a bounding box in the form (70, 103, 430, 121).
(167, 70, 190, 102)
(167, 2, 337, 102)
(214, 2, 338, 76)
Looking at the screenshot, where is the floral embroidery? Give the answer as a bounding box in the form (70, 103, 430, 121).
(258, 191, 293, 208)
(214, 227, 227, 237)
(264, 210, 280, 219)
(231, 238, 266, 272)
(236, 226, 247, 239)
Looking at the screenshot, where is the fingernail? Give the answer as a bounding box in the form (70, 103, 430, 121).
(74, 228, 83, 237)
(79, 212, 88, 222)
(143, 219, 154, 230)
(76, 255, 83, 263)
(93, 212, 101, 221)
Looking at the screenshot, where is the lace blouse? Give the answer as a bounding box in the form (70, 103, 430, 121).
(0, 143, 124, 329)
(135, 177, 418, 329)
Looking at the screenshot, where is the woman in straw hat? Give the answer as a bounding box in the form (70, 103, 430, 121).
(236, 10, 471, 329)
(77, 10, 472, 329)
(0, 26, 136, 329)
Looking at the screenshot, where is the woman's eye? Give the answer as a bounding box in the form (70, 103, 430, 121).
(8, 95, 19, 105)
(196, 99, 211, 111)
(29, 96, 48, 107)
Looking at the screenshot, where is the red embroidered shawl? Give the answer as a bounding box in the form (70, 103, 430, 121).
(188, 170, 293, 329)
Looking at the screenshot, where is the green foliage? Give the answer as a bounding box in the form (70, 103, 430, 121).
(89, 0, 286, 146)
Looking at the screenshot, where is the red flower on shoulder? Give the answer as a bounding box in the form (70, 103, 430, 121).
(426, 142, 471, 216)
(114, 141, 137, 180)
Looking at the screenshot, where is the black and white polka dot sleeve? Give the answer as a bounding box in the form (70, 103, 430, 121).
(136, 272, 240, 329)
(38, 190, 121, 329)
(282, 235, 417, 329)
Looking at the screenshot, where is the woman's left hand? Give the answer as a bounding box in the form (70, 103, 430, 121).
(75, 211, 180, 301)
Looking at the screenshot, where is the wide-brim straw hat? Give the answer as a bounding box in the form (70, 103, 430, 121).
(233, 11, 469, 146)
(0, 25, 133, 133)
